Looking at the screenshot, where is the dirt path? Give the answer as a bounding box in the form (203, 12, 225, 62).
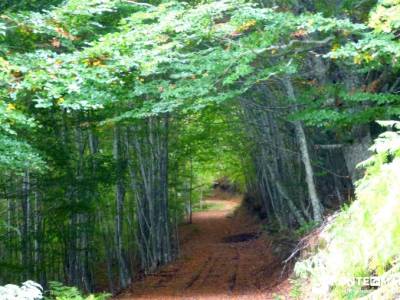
(115, 198, 290, 300)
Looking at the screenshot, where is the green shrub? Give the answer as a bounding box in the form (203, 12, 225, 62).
(294, 221, 319, 238)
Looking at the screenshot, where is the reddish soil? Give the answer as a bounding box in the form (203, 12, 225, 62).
(115, 198, 291, 300)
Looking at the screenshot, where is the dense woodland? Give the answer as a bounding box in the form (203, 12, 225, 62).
(0, 0, 399, 299)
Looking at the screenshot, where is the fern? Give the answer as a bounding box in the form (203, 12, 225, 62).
(46, 282, 111, 300)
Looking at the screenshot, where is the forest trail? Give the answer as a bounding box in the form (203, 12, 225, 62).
(115, 198, 290, 300)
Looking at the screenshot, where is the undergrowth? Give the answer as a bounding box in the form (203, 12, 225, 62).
(46, 282, 111, 300)
(294, 122, 400, 299)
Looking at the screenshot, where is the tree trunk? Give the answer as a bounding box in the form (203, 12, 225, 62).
(22, 170, 31, 279)
(284, 77, 323, 222)
(113, 126, 130, 289)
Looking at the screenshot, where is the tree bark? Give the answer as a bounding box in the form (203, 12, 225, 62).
(284, 77, 323, 223)
(22, 170, 31, 279)
(113, 126, 130, 289)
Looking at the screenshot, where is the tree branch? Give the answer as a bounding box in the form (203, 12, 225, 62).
(254, 35, 335, 56)
(123, 0, 156, 8)
(315, 144, 343, 150)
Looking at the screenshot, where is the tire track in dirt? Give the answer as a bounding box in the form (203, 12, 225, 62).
(228, 247, 240, 293)
(185, 255, 213, 289)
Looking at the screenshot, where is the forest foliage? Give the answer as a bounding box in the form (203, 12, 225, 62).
(0, 0, 399, 298)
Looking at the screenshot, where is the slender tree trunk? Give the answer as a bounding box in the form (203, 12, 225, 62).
(113, 126, 130, 289)
(188, 156, 193, 224)
(22, 170, 31, 279)
(284, 77, 323, 222)
(33, 186, 41, 281)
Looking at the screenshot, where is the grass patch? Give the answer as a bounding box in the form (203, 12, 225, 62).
(192, 201, 226, 212)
